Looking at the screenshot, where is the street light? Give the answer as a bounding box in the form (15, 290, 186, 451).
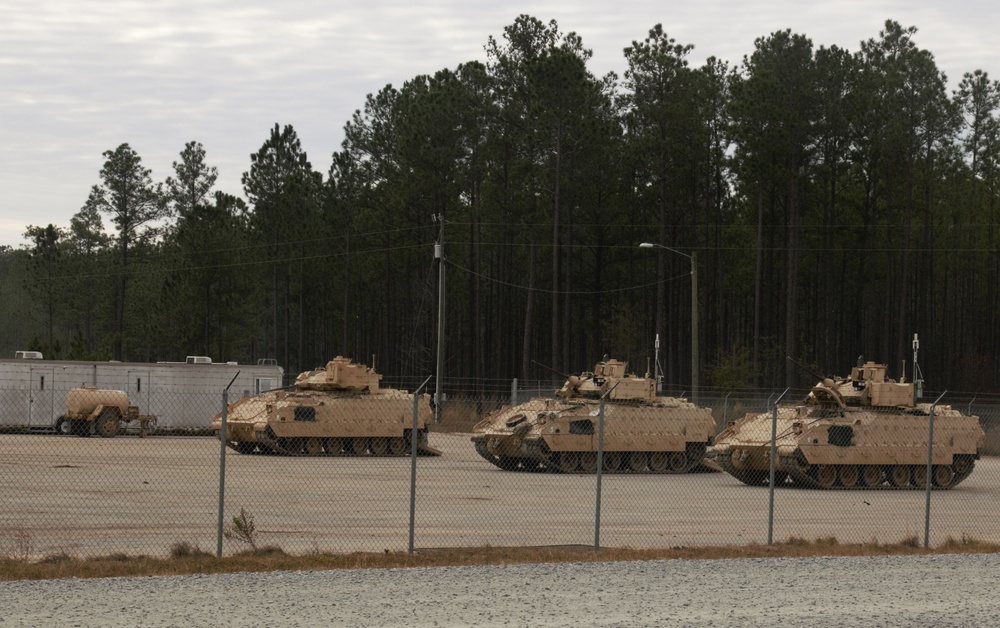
(639, 242, 698, 403)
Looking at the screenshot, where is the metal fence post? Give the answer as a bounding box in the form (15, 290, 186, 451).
(511, 378, 518, 406)
(768, 388, 789, 546)
(925, 391, 947, 549)
(216, 371, 240, 557)
(594, 382, 618, 551)
(409, 375, 433, 553)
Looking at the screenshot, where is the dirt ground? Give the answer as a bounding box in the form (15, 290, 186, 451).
(2, 432, 998, 558)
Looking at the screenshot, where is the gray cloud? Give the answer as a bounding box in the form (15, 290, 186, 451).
(2, 0, 997, 245)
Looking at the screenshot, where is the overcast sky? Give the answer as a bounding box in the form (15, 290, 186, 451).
(3, 1, 999, 248)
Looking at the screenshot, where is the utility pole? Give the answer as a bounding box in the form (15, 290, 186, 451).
(434, 213, 445, 423)
(691, 250, 698, 404)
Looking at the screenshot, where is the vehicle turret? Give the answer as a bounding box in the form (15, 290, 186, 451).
(293, 356, 382, 393)
(806, 361, 915, 410)
(554, 359, 656, 402)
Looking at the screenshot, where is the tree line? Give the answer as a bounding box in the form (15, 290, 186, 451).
(3, 16, 1000, 395)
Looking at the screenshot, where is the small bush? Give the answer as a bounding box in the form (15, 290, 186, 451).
(170, 542, 213, 559)
(0, 527, 34, 562)
(36, 552, 75, 565)
(223, 508, 259, 550)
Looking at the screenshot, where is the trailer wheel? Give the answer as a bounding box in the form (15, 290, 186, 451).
(55, 417, 73, 436)
(95, 409, 120, 438)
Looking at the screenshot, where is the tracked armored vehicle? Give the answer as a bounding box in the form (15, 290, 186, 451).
(712, 359, 984, 489)
(212, 356, 440, 457)
(471, 359, 716, 474)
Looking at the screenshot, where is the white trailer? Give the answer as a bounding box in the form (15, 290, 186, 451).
(0, 354, 283, 430)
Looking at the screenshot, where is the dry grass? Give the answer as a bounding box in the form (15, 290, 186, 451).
(2, 535, 998, 582)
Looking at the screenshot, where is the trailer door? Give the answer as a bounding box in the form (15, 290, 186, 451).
(27, 365, 55, 429)
(255, 376, 279, 394)
(125, 369, 151, 412)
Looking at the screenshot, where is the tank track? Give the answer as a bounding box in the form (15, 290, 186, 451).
(777, 452, 977, 490)
(472, 435, 709, 474)
(715, 450, 977, 489)
(226, 428, 441, 457)
(471, 437, 545, 471)
(713, 453, 788, 486)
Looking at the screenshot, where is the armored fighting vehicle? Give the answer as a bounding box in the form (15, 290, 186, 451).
(471, 359, 716, 474)
(712, 359, 984, 489)
(212, 356, 440, 457)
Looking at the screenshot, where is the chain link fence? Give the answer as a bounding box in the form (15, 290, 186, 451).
(2, 379, 998, 559)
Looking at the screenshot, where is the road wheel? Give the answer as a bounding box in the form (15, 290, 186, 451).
(95, 410, 120, 438)
(888, 465, 910, 487)
(627, 452, 648, 473)
(668, 451, 689, 473)
(911, 465, 928, 488)
(838, 465, 859, 488)
(815, 465, 837, 488)
(324, 438, 344, 455)
(647, 452, 669, 473)
(860, 465, 883, 487)
(349, 438, 369, 455)
(932, 465, 955, 488)
(303, 437, 324, 455)
(579, 452, 598, 473)
(370, 437, 389, 456)
(557, 451, 581, 473)
(388, 437, 407, 456)
(602, 452, 622, 473)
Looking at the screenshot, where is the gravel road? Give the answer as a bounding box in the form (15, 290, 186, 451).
(2, 553, 998, 627)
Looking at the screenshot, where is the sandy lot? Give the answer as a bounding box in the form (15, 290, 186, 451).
(2, 432, 998, 557)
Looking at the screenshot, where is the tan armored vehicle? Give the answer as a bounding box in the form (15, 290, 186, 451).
(56, 386, 157, 437)
(212, 356, 440, 456)
(712, 360, 985, 489)
(471, 359, 716, 473)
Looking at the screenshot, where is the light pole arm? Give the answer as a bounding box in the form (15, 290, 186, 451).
(639, 242, 691, 261)
(639, 242, 698, 403)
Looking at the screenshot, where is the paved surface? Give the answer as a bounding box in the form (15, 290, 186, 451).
(2, 553, 999, 627)
(2, 432, 999, 557)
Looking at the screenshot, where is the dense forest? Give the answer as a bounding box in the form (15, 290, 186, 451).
(2, 16, 1000, 396)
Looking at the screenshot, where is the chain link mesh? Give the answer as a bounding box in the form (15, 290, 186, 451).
(1, 382, 997, 559)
